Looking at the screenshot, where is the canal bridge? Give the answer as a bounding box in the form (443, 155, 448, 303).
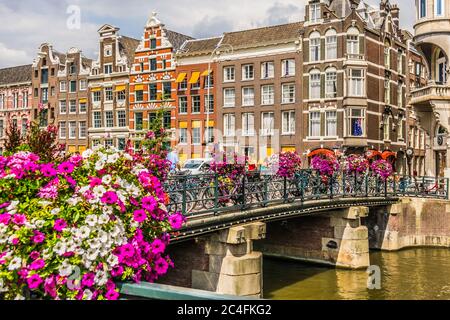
(155, 171, 450, 298)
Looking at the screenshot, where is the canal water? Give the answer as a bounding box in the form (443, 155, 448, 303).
(263, 248, 450, 300)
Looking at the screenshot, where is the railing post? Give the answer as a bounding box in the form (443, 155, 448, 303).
(283, 176, 288, 203)
(181, 177, 187, 216)
(241, 174, 246, 210)
(263, 175, 268, 205)
(384, 178, 388, 198)
(214, 174, 219, 215)
(393, 175, 397, 197)
(365, 174, 369, 197)
(300, 173, 305, 203)
(330, 174, 334, 199)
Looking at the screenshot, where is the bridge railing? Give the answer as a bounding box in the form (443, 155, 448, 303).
(163, 171, 449, 216)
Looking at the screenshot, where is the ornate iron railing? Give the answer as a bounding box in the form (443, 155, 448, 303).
(163, 171, 449, 217)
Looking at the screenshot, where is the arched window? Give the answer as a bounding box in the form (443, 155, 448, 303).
(309, 69, 321, 99)
(384, 39, 391, 69)
(309, 31, 321, 62)
(325, 29, 337, 60)
(419, 0, 427, 18)
(436, 0, 444, 16)
(325, 67, 337, 98)
(346, 27, 360, 58)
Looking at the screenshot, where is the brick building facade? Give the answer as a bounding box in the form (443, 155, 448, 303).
(0, 65, 32, 154)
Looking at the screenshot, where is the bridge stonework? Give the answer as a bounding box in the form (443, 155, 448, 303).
(367, 198, 450, 250)
(254, 206, 371, 269)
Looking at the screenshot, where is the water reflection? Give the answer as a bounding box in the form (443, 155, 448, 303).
(264, 248, 450, 300)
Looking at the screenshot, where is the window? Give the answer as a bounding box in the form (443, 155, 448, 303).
(205, 74, 214, 88)
(436, 0, 444, 16)
(179, 77, 188, 90)
(150, 38, 157, 49)
(224, 66, 235, 82)
(105, 87, 113, 102)
(150, 59, 157, 71)
(310, 2, 321, 22)
(93, 91, 101, 103)
(104, 64, 113, 74)
(398, 119, 404, 140)
(261, 85, 274, 105)
(347, 28, 360, 58)
(282, 59, 295, 76)
(348, 69, 365, 97)
(41, 69, 48, 84)
(117, 90, 126, 101)
(178, 96, 188, 114)
(224, 88, 235, 107)
(69, 64, 77, 75)
(105, 139, 113, 148)
(69, 121, 76, 139)
(309, 111, 321, 137)
(398, 83, 403, 108)
(51, 86, 55, 97)
(21, 119, 27, 137)
(59, 101, 67, 114)
(0, 95, 3, 109)
(41, 88, 48, 103)
(325, 29, 337, 60)
(261, 62, 274, 79)
(310, 32, 321, 62)
(136, 90, 144, 102)
(205, 95, 214, 113)
(347, 108, 365, 137)
(69, 100, 77, 113)
(242, 64, 254, 80)
(192, 96, 201, 113)
(192, 126, 201, 145)
(205, 126, 214, 144)
(224, 114, 235, 137)
(118, 138, 126, 151)
(135, 112, 143, 131)
(22, 92, 28, 108)
(149, 84, 157, 100)
(282, 111, 295, 135)
(383, 117, 391, 141)
(325, 110, 337, 136)
(117, 110, 126, 127)
(93, 112, 102, 128)
(242, 87, 255, 106)
(282, 83, 295, 103)
(325, 68, 337, 98)
(415, 63, 422, 77)
(79, 101, 86, 113)
(384, 41, 391, 69)
(261, 112, 274, 136)
(397, 51, 403, 74)
(310, 70, 321, 99)
(179, 128, 188, 144)
(80, 80, 87, 90)
(419, 0, 427, 18)
(60, 81, 67, 92)
(59, 122, 66, 139)
(79, 121, 86, 139)
(104, 45, 112, 57)
(162, 82, 172, 99)
(385, 79, 391, 104)
(242, 113, 255, 136)
(105, 111, 114, 128)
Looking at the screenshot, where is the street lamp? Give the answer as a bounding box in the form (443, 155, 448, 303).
(204, 43, 234, 159)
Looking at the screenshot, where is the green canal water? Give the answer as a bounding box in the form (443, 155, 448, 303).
(263, 248, 450, 300)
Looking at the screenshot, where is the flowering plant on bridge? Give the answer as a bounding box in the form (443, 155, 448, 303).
(271, 152, 302, 178)
(370, 159, 393, 181)
(0, 147, 184, 300)
(346, 155, 369, 175)
(310, 155, 340, 176)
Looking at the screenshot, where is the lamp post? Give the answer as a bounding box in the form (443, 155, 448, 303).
(204, 43, 234, 159)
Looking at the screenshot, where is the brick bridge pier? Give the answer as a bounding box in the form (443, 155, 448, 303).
(158, 197, 450, 298)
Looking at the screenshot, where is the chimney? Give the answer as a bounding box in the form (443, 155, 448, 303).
(391, 4, 400, 29)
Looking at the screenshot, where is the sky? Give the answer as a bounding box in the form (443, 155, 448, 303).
(0, 0, 415, 68)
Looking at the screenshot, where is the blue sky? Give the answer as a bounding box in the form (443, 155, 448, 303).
(0, 0, 415, 68)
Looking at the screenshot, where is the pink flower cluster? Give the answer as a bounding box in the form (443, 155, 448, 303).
(311, 156, 340, 176)
(370, 159, 393, 180)
(276, 152, 302, 178)
(346, 155, 369, 175)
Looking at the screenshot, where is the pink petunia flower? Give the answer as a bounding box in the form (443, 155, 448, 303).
(57, 162, 75, 175)
(32, 231, 45, 244)
(89, 177, 102, 188)
(12, 214, 27, 226)
(101, 191, 118, 205)
(105, 289, 120, 300)
(54, 219, 67, 232)
(40, 164, 57, 177)
(133, 209, 147, 223)
(81, 273, 95, 288)
(0, 213, 11, 225)
(141, 196, 158, 212)
(29, 259, 45, 270)
(29, 251, 40, 260)
(151, 239, 166, 255)
(27, 274, 43, 290)
(168, 213, 185, 230)
(154, 257, 169, 275)
(111, 266, 124, 277)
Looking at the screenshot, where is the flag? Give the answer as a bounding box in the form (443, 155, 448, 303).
(353, 119, 363, 136)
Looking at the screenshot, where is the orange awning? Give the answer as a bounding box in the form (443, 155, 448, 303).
(366, 149, 383, 159)
(382, 150, 397, 160)
(175, 73, 187, 83)
(308, 148, 335, 158)
(188, 72, 201, 84)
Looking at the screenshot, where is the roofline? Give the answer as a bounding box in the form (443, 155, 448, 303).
(223, 21, 304, 36)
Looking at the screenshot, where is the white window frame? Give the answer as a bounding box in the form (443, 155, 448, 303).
(92, 91, 101, 103)
(104, 64, 113, 75)
(309, 111, 321, 138)
(419, 0, 427, 18)
(79, 121, 87, 139)
(325, 110, 337, 137)
(282, 59, 295, 77)
(309, 70, 321, 100)
(117, 110, 126, 127)
(310, 3, 321, 23)
(346, 27, 360, 58)
(60, 81, 67, 92)
(282, 83, 295, 104)
(347, 108, 366, 137)
(68, 121, 76, 139)
(310, 32, 321, 62)
(385, 79, 391, 104)
(224, 88, 235, 107)
(261, 85, 275, 105)
(348, 69, 365, 97)
(69, 100, 77, 114)
(223, 66, 235, 82)
(436, 0, 444, 16)
(242, 87, 255, 106)
(242, 113, 255, 137)
(93, 111, 102, 128)
(223, 114, 235, 137)
(242, 64, 254, 81)
(79, 102, 87, 114)
(325, 29, 337, 60)
(59, 100, 67, 114)
(325, 68, 337, 98)
(105, 87, 113, 102)
(282, 110, 295, 135)
(105, 111, 114, 128)
(79, 79, 87, 91)
(261, 112, 274, 136)
(59, 121, 66, 139)
(261, 62, 274, 79)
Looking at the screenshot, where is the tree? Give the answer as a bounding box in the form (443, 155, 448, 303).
(25, 121, 65, 162)
(4, 120, 23, 154)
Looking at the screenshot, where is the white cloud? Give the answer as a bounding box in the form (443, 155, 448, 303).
(0, 0, 416, 69)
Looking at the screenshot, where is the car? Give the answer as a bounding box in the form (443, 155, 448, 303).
(181, 158, 213, 175)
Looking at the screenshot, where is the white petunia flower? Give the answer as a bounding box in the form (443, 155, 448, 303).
(39, 200, 52, 208)
(66, 197, 81, 206)
(58, 261, 74, 277)
(97, 231, 109, 244)
(53, 242, 67, 256)
(124, 153, 133, 161)
(89, 238, 102, 249)
(95, 271, 108, 286)
(102, 175, 112, 185)
(7, 257, 22, 271)
(33, 220, 45, 228)
(82, 149, 93, 159)
(51, 208, 61, 215)
(86, 248, 99, 261)
(92, 186, 106, 198)
(85, 215, 98, 227)
(79, 226, 91, 239)
(106, 254, 119, 267)
(0, 225, 7, 233)
(79, 186, 90, 195)
(14, 294, 25, 300)
(107, 154, 119, 164)
(6, 201, 19, 211)
(42, 249, 52, 260)
(102, 206, 113, 216)
(83, 289, 93, 300)
(0, 279, 7, 293)
(98, 214, 110, 225)
(95, 160, 105, 171)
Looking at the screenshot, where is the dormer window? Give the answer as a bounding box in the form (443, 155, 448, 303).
(150, 38, 157, 49)
(104, 45, 112, 57)
(310, 2, 321, 23)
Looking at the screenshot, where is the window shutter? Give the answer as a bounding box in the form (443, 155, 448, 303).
(304, 41, 309, 62)
(321, 38, 325, 61)
(320, 73, 325, 99)
(304, 75, 309, 99)
(337, 72, 344, 96)
(359, 36, 365, 57)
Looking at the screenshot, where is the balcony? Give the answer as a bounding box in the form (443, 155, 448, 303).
(410, 84, 450, 105)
